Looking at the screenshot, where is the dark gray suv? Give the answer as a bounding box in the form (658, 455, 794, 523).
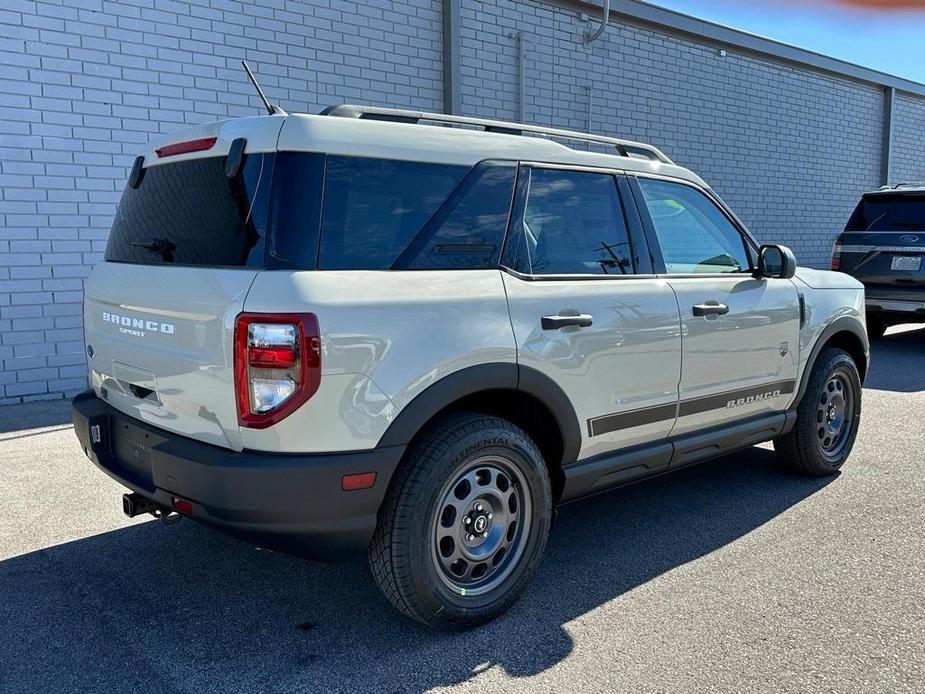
(833, 183, 925, 338)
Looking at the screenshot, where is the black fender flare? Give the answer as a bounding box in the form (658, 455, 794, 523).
(795, 316, 869, 404)
(376, 363, 582, 466)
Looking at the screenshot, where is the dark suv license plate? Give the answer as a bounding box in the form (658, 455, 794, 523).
(891, 255, 921, 271)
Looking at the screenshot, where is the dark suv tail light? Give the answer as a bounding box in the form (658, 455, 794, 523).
(234, 313, 321, 429)
(831, 240, 842, 271)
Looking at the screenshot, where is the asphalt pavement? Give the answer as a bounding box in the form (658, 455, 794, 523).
(1, 326, 923, 693)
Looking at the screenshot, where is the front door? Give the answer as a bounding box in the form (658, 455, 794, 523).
(630, 175, 801, 437)
(501, 165, 682, 461)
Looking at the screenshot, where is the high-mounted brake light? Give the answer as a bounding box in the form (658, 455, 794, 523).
(155, 136, 217, 158)
(234, 313, 321, 429)
(831, 239, 842, 271)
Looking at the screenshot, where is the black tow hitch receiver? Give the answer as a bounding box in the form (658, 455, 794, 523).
(122, 492, 181, 525)
(122, 492, 157, 517)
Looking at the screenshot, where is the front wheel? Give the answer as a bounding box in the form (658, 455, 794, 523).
(369, 413, 552, 629)
(774, 347, 862, 476)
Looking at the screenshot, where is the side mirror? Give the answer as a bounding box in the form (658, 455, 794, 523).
(757, 244, 796, 279)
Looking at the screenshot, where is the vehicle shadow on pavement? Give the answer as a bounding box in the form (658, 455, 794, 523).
(864, 326, 925, 392)
(0, 447, 832, 694)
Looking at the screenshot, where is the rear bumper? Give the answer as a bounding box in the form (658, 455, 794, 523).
(865, 286, 925, 319)
(866, 297, 925, 324)
(71, 390, 404, 559)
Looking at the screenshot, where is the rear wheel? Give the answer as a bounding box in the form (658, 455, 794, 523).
(369, 413, 552, 629)
(774, 347, 861, 476)
(867, 317, 888, 340)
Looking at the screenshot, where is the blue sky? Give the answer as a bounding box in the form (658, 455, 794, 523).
(647, 0, 925, 84)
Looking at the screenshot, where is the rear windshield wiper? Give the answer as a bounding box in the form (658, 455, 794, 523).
(865, 209, 895, 230)
(131, 237, 176, 261)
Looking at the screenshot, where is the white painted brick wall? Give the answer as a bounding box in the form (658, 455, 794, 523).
(1, 0, 923, 403)
(0, 0, 444, 404)
(892, 94, 925, 183)
(459, 0, 891, 268)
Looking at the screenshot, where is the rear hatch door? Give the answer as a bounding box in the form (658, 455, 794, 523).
(83, 117, 283, 451)
(839, 192, 925, 293)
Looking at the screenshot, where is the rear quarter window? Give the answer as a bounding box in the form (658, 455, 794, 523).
(318, 156, 468, 270)
(268, 154, 515, 271)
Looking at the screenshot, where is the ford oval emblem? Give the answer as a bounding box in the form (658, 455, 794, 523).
(899, 234, 920, 243)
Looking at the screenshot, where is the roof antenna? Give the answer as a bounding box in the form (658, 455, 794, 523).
(241, 60, 287, 116)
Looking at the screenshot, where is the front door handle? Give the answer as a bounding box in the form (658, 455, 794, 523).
(692, 301, 729, 317)
(541, 313, 594, 330)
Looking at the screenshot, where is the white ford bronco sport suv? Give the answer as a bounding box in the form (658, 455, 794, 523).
(72, 104, 868, 629)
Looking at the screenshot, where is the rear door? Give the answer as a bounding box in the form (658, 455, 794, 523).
(501, 165, 682, 462)
(630, 175, 801, 439)
(83, 118, 282, 451)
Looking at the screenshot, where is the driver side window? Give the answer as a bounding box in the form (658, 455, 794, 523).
(637, 178, 750, 274)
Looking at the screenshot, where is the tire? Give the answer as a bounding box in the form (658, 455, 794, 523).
(774, 347, 862, 476)
(368, 412, 552, 630)
(867, 318, 888, 340)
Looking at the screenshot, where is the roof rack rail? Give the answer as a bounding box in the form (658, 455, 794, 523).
(320, 104, 674, 165)
(876, 181, 925, 191)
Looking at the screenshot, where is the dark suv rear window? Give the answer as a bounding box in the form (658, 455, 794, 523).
(846, 194, 925, 232)
(105, 153, 274, 267)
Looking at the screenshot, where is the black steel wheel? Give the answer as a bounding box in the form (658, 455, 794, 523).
(775, 347, 862, 476)
(369, 412, 552, 629)
(431, 457, 530, 596)
(815, 372, 855, 462)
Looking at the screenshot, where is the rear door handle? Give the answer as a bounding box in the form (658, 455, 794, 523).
(541, 313, 593, 330)
(692, 301, 729, 317)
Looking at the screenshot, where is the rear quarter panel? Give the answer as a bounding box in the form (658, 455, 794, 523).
(240, 270, 515, 453)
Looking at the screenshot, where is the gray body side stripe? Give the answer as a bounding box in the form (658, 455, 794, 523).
(587, 380, 797, 437)
(588, 403, 677, 437)
(677, 379, 796, 417)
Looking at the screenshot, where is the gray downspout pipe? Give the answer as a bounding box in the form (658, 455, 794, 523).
(443, 0, 462, 115)
(584, 0, 611, 44)
(509, 32, 527, 122)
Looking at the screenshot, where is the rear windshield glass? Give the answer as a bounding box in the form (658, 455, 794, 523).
(846, 194, 925, 232)
(105, 153, 273, 267)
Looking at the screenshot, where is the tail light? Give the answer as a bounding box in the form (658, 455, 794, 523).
(234, 313, 321, 429)
(831, 240, 842, 271)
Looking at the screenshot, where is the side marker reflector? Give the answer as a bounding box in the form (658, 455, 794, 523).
(342, 472, 376, 491)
